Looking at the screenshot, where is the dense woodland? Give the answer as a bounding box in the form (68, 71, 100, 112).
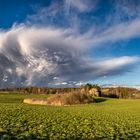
(0, 84, 140, 99)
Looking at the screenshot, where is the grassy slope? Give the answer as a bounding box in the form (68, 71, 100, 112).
(0, 93, 140, 139)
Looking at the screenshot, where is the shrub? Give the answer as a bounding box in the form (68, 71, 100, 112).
(23, 92, 95, 106)
(45, 92, 95, 106)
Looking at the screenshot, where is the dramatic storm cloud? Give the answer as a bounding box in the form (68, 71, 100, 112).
(0, 25, 139, 87)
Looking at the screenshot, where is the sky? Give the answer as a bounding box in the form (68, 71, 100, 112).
(0, 0, 140, 88)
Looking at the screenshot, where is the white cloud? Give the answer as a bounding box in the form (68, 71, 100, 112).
(89, 19, 140, 46)
(0, 25, 139, 87)
(96, 56, 139, 70)
(65, 0, 96, 12)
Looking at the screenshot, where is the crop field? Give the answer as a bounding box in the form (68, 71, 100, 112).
(0, 93, 140, 140)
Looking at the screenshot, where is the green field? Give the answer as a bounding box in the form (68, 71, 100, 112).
(0, 93, 140, 140)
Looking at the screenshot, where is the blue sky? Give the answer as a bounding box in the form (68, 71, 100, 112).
(0, 0, 140, 87)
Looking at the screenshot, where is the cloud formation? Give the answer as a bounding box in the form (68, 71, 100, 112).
(65, 0, 97, 13)
(0, 25, 139, 87)
(26, 0, 98, 31)
(90, 19, 140, 46)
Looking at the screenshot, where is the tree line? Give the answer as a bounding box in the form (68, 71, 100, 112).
(0, 84, 140, 99)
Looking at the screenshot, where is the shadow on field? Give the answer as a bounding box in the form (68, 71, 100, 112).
(0, 129, 16, 140)
(0, 130, 48, 140)
(95, 98, 107, 103)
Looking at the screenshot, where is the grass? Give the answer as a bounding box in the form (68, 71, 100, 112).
(0, 93, 140, 139)
(0, 92, 49, 103)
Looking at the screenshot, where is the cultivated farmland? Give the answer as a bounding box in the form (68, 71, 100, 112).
(0, 93, 140, 139)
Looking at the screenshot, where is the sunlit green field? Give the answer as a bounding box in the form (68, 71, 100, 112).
(0, 93, 140, 140)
